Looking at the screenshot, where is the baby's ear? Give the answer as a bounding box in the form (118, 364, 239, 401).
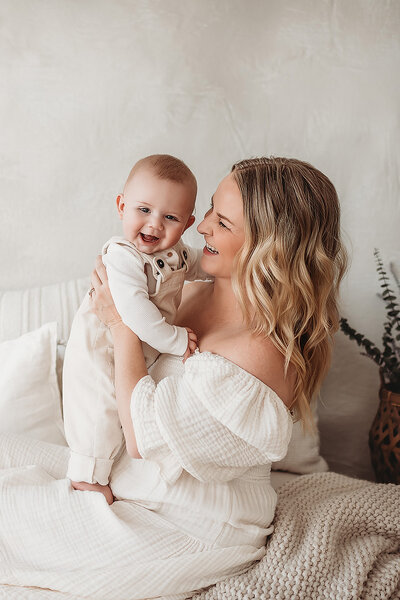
(116, 194, 125, 219)
(183, 215, 195, 231)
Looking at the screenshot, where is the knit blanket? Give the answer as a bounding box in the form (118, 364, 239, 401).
(1, 472, 399, 599)
(192, 472, 400, 600)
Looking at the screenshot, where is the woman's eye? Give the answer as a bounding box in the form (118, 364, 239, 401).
(139, 207, 150, 213)
(165, 215, 178, 221)
(218, 220, 228, 229)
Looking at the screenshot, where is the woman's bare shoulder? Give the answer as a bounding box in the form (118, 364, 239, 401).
(212, 334, 296, 408)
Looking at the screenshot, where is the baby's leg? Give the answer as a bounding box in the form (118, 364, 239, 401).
(71, 480, 114, 505)
(63, 294, 124, 487)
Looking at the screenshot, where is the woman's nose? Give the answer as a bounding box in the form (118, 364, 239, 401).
(197, 208, 212, 234)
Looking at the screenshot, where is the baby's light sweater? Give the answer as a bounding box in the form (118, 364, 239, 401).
(102, 237, 208, 357)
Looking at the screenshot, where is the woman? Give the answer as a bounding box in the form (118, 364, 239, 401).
(0, 157, 347, 600)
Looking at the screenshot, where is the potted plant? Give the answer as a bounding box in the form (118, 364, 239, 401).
(340, 248, 400, 484)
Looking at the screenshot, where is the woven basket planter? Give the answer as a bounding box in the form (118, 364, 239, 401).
(368, 382, 400, 484)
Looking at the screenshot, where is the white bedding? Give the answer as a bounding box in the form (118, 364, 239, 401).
(0, 435, 398, 600)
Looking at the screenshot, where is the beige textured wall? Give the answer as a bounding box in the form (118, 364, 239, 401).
(1, 0, 399, 480)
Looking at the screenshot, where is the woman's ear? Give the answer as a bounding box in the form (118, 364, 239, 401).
(183, 215, 195, 231)
(116, 194, 125, 219)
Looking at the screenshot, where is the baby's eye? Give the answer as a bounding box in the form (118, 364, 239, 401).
(165, 215, 178, 221)
(139, 207, 150, 213)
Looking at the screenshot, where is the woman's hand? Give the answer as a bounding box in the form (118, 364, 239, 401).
(89, 255, 122, 329)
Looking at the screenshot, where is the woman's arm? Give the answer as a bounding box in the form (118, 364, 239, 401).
(90, 256, 146, 459)
(110, 322, 146, 458)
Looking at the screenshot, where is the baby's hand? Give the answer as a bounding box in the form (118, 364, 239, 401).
(183, 327, 198, 362)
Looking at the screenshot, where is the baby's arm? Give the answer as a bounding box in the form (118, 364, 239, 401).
(103, 243, 193, 357)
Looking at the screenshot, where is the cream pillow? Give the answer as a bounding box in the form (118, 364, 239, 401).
(0, 277, 89, 395)
(0, 322, 66, 445)
(271, 410, 328, 474)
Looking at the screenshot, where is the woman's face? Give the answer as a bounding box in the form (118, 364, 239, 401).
(197, 174, 245, 278)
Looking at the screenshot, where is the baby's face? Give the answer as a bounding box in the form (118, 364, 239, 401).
(117, 168, 195, 254)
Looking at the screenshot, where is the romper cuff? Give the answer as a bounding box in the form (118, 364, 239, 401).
(67, 451, 114, 486)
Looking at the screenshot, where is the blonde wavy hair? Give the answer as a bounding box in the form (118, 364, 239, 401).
(231, 157, 348, 431)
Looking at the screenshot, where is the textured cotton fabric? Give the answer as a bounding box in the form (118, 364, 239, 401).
(131, 351, 293, 484)
(0, 351, 292, 600)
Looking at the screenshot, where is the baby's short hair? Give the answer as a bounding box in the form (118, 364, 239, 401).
(124, 154, 197, 198)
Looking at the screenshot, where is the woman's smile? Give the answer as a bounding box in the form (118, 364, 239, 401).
(204, 241, 219, 255)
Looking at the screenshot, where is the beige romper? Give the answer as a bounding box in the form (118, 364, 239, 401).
(62, 236, 208, 485)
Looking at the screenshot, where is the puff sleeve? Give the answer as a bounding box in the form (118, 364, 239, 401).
(131, 352, 293, 485)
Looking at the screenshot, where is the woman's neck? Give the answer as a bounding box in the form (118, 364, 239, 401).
(176, 277, 246, 341)
(207, 276, 243, 325)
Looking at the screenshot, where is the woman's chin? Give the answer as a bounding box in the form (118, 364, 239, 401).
(200, 252, 220, 277)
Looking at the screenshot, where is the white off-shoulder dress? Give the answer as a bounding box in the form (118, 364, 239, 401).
(0, 351, 293, 600)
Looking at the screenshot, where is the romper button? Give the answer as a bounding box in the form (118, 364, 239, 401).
(183, 250, 187, 259)
(167, 252, 173, 257)
(157, 259, 164, 268)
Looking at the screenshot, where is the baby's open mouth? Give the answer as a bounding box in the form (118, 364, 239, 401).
(140, 233, 159, 243)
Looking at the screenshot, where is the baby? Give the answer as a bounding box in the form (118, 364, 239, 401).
(62, 154, 208, 499)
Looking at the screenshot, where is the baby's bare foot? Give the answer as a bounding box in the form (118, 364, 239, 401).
(71, 480, 114, 505)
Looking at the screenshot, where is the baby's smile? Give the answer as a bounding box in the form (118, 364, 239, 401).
(139, 232, 160, 244)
